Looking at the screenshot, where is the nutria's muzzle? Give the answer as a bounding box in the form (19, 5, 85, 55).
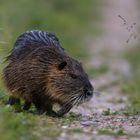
(83, 81, 94, 98)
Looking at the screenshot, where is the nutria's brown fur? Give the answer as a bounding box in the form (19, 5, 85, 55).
(3, 30, 93, 117)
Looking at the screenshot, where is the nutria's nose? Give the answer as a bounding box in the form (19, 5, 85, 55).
(83, 84, 93, 97)
(86, 90, 93, 96)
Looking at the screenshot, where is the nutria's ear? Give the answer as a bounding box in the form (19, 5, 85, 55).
(58, 61, 67, 70)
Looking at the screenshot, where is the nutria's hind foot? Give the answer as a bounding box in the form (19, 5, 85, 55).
(7, 96, 20, 105)
(23, 101, 31, 110)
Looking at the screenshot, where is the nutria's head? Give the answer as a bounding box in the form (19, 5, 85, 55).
(45, 48, 93, 106)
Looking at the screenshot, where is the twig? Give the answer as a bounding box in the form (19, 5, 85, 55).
(118, 15, 138, 43)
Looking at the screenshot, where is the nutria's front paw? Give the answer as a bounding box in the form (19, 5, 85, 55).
(46, 110, 58, 117)
(56, 104, 73, 117)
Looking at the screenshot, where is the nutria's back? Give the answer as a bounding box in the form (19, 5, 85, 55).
(7, 30, 64, 61)
(4, 30, 93, 117)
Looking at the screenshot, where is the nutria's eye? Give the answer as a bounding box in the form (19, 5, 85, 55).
(75, 64, 81, 70)
(58, 61, 67, 70)
(70, 74, 78, 79)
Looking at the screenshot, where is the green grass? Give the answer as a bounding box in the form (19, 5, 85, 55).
(0, 1, 101, 139)
(0, 105, 37, 140)
(67, 128, 83, 133)
(0, 104, 82, 140)
(122, 45, 140, 115)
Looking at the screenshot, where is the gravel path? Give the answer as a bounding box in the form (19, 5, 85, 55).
(58, 0, 140, 140)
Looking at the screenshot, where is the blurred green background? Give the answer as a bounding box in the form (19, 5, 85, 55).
(0, 0, 99, 58)
(0, 0, 100, 140)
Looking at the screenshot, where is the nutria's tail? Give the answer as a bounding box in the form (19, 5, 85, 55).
(7, 30, 63, 61)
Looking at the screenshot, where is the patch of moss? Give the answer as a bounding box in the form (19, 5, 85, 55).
(98, 129, 114, 135)
(98, 128, 125, 136)
(67, 128, 83, 133)
(102, 108, 111, 116)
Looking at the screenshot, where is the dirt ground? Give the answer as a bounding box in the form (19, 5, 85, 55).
(57, 0, 140, 140)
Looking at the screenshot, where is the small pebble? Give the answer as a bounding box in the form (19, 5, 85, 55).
(62, 126, 68, 129)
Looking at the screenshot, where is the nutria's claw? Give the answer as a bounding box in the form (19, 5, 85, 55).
(46, 110, 58, 117)
(56, 104, 73, 117)
(37, 108, 46, 115)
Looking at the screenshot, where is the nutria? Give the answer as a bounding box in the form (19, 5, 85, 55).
(3, 30, 93, 117)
